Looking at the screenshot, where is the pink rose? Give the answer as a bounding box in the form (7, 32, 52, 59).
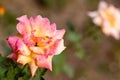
(7, 15, 66, 76)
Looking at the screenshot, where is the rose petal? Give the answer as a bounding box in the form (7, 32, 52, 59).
(36, 56, 53, 71)
(16, 15, 32, 36)
(88, 11, 98, 18)
(7, 36, 20, 50)
(23, 36, 35, 46)
(16, 39, 31, 56)
(7, 53, 17, 61)
(99, 1, 108, 10)
(29, 61, 38, 77)
(30, 47, 44, 54)
(54, 29, 66, 39)
(30, 15, 56, 37)
(17, 54, 32, 65)
(47, 39, 66, 55)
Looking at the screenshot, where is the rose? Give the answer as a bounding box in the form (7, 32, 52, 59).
(7, 15, 66, 76)
(88, 1, 120, 39)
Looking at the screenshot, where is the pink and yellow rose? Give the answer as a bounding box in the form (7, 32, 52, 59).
(88, 1, 120, 39)
(7, 15, 66, 76)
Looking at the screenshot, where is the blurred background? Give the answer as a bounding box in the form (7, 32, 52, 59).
(0, 0, 120, 80)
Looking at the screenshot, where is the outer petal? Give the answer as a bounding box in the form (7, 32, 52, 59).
(17, 54, 32, 65)
(98, 1, 108, 10)
(88, 11, 98, 18)
(29, 61, 38, 77)
(7, 53, 17, 61)
(7, 36, 20, 50)
(36, 56, 53, 71)
(16, 39, 31, 56)
(93, 17, 102, 26)
(54, 29, 66, 39)
(88, 11, 102, 25)
(54, 39, 66, 55)
(47, 39, 66, 55)
(111, 31, 120, 40)
(50, 23, 56, 34)
(16, 15, 32, 36)
(102, 27, 120, 40)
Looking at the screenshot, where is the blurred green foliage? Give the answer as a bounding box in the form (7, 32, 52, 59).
(63, 64, 74, 78)
(0, 54, 47, 80)
(52, 21, 85, 78)
(85, 0, 99, 10)
(35, 0, 68, 11)
(0, 10, 17, 36)
(66, 22, 85, 59)
(97, 63, 110, 73)
(53, 53, 67, 75)
(84, 19, 102, 42)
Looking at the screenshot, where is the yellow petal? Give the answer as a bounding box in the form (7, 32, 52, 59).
(17, 54, 32, 65)
(29, 61, 38, 77)
(17, 39, 31, 56)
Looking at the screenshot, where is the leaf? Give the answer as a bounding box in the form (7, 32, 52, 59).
(35, 0, 55, 8)
(39, 68, 47, 76)
(30, 68, 46, 80)
(14, 66, 22, 79)
(36, 68, 47, 76)
(63, 64, 74, 78)
(33, 76, 44, 80)
(6, 66, 16, 80)
(75, 45, 85, 59)
(0, 65, 7, 78)
(21, 64, 31, 80)
(4, 10, 17, 25)
(67, 31, 81, 44)
(66, 22, 75, 31)
(0, 55, 5, 62)
(53, 53, 67, 75)
(96, 63, 110, 73)
(66, 22, 81, 43)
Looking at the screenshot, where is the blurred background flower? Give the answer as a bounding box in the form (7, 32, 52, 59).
(88, 1, 120, 40)
(0, 5, 5, 16)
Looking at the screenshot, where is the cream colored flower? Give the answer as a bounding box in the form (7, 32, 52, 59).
(88, 1, 120, 39)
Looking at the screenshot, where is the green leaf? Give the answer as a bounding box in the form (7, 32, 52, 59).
(53, 53, 66, 75)
(6, 66, 15, 80)
(14, 66, 22, 79)
(75, 46, 85, 59)
(21, 64, 31, 80)
(0, 55, 5, 62)
(32, 68, 47, 80)
(63, 64, 74, 78)
(0, 55, 23, 79)
(0, 65, 7, 78)
(38, 68, 47, 76)
(67, 31, 81, 44)
(97, 63, 110, 73)
(4, 11, 17, 25)
(66, 22, 75, 31)
(33, 76, 44, 80)
(66, 22, 82, 43)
